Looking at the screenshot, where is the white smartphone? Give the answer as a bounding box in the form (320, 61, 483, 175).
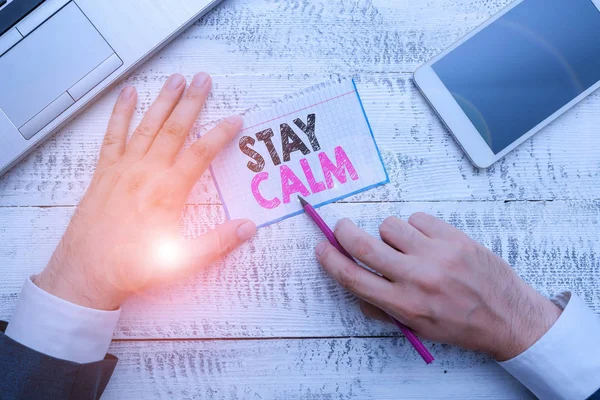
(414, 0, 600, 168)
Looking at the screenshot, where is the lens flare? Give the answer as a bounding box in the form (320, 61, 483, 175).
(154, 237, 185, 268)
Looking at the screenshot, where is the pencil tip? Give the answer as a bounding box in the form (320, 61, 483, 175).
(298, 196, 308, 207)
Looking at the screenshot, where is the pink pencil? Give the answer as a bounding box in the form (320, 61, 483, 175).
(299, 196, 434, 364)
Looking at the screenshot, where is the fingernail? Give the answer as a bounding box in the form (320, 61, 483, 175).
(192, 72, 210, 87)
(315, 241, 327, 256)
(237, 221, 257, 241)
(167, 74, 185, 90)
(121, 86, 135, 100)
(335, 218, 352, 230)
(226, 115, 243, 125)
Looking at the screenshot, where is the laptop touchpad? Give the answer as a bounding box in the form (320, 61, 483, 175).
(0, 2, 119, 133)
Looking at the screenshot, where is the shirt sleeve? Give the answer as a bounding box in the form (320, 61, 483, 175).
(499, 292, 600, 400)
(5, 275, 121, 364)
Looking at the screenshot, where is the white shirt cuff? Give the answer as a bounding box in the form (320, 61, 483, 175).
(499, 292, 600, 400)
(5, 275, 121, 364)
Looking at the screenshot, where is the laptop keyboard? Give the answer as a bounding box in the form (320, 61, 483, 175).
(0, 0, 45, 36)
(0, 1, 123, 140)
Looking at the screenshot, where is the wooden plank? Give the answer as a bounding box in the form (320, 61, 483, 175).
(1, 74, 600, 206)
(1, 201, 598, 339)
(0, 1, 594, 396)
(138, 0, 514, 75)
(2, 0, 600, 205)
(104, 338, 534, 399)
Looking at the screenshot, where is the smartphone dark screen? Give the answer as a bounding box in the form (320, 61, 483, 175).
(433, 0, 600, 154)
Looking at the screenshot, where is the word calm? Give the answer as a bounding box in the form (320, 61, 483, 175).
(238, 114, 360, 209)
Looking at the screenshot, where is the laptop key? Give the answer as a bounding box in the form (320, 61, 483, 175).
(68, 53, 123, 101)
(0, 26, 21, 56)
(0, 2, 114, 128)
(0, 108, 18, 138)
(19, 92, 74, 140)
(16, 0, 69, 37)
(0, 0, 45, 36)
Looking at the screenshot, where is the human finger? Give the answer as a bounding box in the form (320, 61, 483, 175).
(379, 216, 431, 255)
(124, 74, 186, 161)
(145, 72, 212, 165)
(98, 86, 136, 167)
(316, 241, 397, 309)
(334, 218, 409, 281)
(186, 219, 256, 271)
(359, 299, 390, 322)
(172, 115, 242, 190)
(408, 212, 469, 241)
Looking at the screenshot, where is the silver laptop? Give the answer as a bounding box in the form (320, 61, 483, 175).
(0, 0, 221, 176)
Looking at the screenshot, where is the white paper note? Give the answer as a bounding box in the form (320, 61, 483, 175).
(210, 79, 389, 228)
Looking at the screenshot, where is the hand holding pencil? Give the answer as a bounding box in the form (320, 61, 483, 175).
(302, 196, 562, 363)
(299, 196, 434, 364)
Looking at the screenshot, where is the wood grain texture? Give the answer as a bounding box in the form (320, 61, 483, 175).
(1, 0, 599, 397)
(2, 201, 598, 339)
(1, 0, 600, 206)
(103, 338, 534, 399)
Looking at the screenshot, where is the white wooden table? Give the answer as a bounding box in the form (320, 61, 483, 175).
(2, 0, 599, 398)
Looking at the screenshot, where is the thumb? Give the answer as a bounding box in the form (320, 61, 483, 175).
(189, 219, 256, 269)
(359, 299, 391, 323)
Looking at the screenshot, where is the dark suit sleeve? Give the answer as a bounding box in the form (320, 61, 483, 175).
(0, 321, 117, 400)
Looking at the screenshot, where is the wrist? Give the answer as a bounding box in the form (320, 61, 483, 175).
(492, 293, 562, 361)
(35, 266, 121, 311)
